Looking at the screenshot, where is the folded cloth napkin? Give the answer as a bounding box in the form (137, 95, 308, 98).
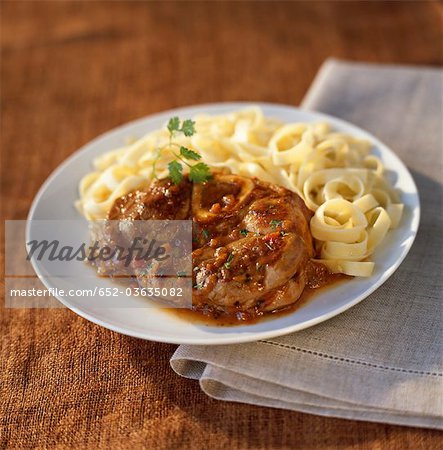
(171, 59, 443, 429)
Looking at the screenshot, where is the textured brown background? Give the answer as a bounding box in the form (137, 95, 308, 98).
(1, 1, 442, 449)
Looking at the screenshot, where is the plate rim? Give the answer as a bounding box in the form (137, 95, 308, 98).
(27, 102, 421, 345)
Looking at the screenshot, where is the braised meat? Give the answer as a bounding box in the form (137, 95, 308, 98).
(109, 177, 192, 221)
(106, 173, 315, 319)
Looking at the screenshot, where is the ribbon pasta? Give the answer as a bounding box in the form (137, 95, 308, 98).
(76, 107, 403, 277)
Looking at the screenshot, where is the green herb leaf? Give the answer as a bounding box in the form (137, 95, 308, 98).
(201, 229, 210, 240)
(180, 146, 201, 161)
(168, 160, 183, 185)
(270, 219, 283, 230)
(167, 116, 180, 134)
(240, 229, 249, 237)
(180, 119, 196, 137)
(224, 252, 234, 269)
(157, 116, 212, 185)
(189, 162, 212, 183)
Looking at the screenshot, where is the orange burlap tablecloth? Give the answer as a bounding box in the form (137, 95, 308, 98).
(1, 2, 442, 448)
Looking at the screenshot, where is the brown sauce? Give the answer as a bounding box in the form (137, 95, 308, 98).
(165, 272, 350, 326)
(90, 255, 351, 326)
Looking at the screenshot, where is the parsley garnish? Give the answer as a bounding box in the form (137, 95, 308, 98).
(180, 119, 196, 137)
(167, 117, 196, 136)
(201, 229, 210, 240)
(270, 219, 283, 230)
(167, 116, 180, 134)
(153, 117, 212, 185)
(180, 146, 201, 161)
(188, 162, 211, 183)
(168, 160, 183, 185)
(224, 252, 234, 269)
(240, 229, 249, 237)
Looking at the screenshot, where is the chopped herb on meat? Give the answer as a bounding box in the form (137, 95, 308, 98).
(270, 219, 283, 230)
(224, 252, 234, 269)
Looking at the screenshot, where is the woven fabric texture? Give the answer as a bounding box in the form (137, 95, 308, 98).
(171, 60, 443, 429)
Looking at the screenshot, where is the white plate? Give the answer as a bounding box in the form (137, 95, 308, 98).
(28, 102, 420, 345)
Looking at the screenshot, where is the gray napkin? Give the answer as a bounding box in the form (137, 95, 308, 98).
(171, 59, 443, 429)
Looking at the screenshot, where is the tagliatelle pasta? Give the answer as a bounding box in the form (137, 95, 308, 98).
(76, 106, 403, 276)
